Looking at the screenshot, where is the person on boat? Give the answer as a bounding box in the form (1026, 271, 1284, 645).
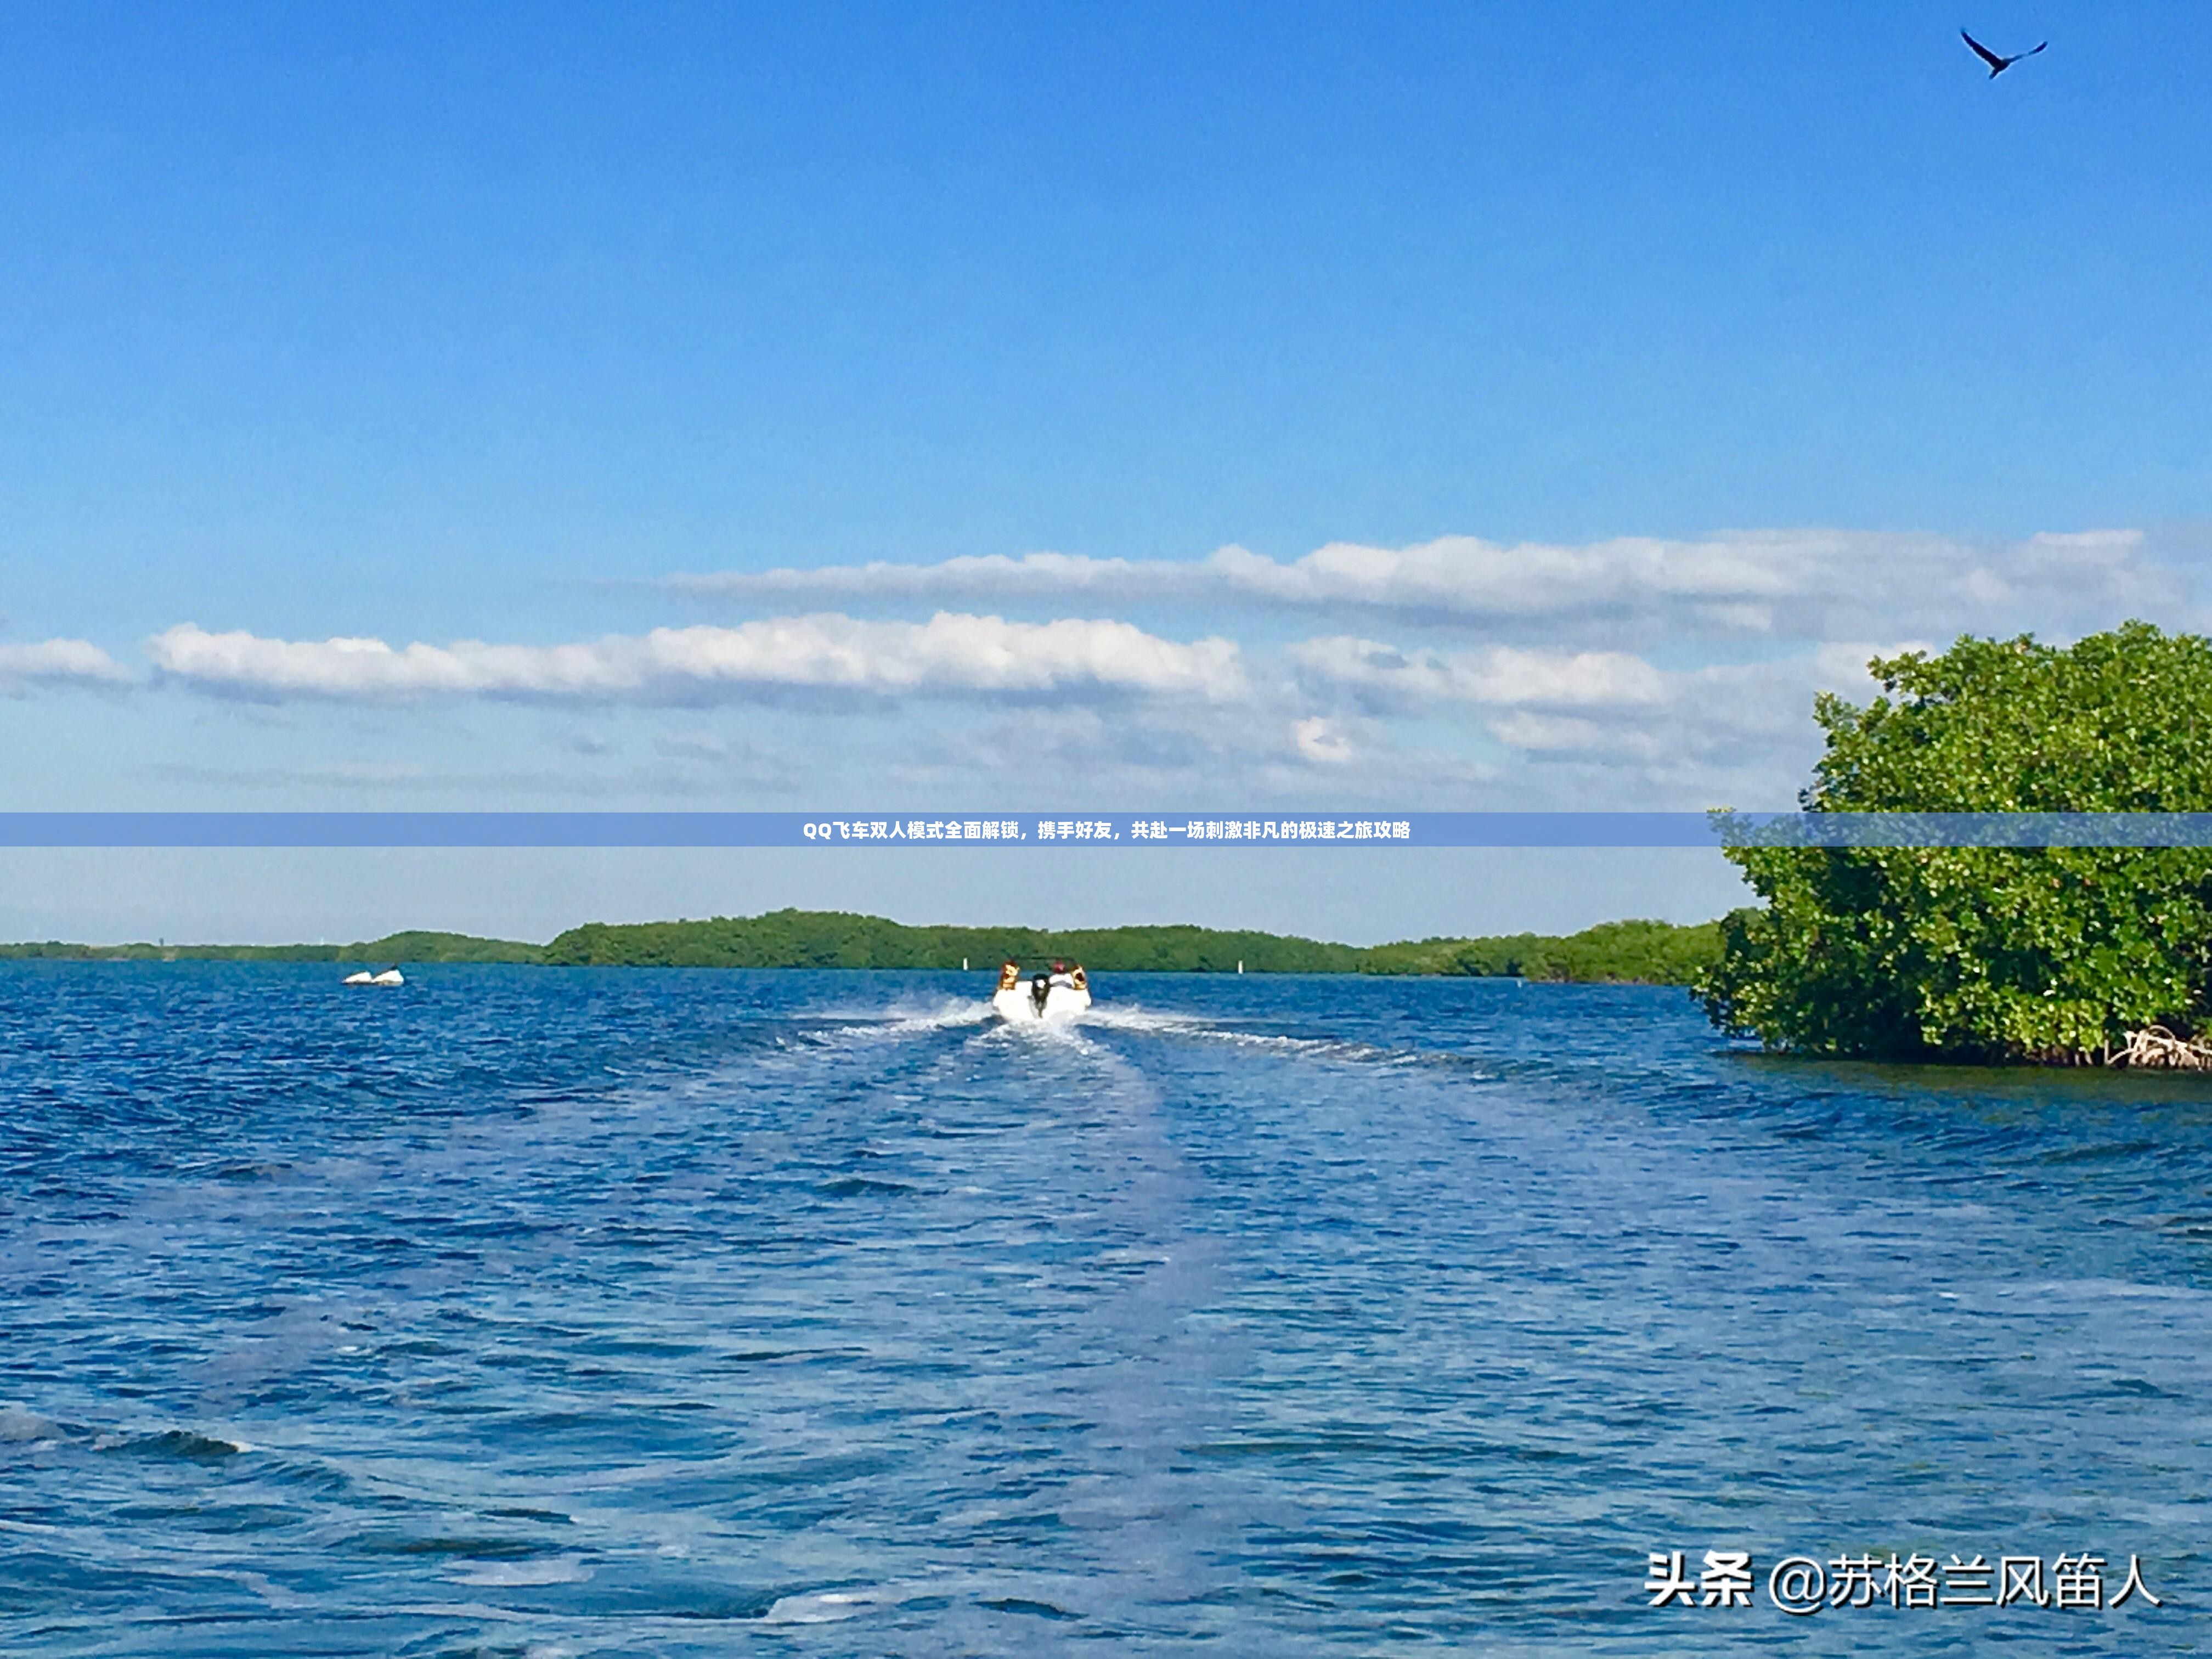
(1069, 963, 1087, 991)
(1048, 960, 1075, 989)
(997, 959, 1022, 991)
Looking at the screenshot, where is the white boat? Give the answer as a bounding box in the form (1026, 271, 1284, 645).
(993, 981, 1091, 1022)
(343, 967, 405, 986)
(991, 966, 1091, 1023)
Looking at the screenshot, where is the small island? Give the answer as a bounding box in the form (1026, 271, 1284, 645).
(0, 913, 1723, 985)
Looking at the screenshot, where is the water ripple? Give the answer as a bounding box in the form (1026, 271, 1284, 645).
(0, 963, 2204, 1653)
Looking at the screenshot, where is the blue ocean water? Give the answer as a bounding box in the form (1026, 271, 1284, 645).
(0, 963, 2205, 1655)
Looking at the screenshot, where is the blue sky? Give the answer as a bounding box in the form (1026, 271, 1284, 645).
(3, 2, 2209, 941)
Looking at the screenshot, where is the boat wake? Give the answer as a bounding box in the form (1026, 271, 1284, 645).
(779, 990, 1493, 1082)
(972, 1015, 1094, 1049)
(819, 1000, 995, 1042)
(1077, 1006, 1221, 1037)
(1080, 1003, 1476, 1071)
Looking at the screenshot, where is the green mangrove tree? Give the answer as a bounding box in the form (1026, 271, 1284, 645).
(1697, 623, 2212, 1062)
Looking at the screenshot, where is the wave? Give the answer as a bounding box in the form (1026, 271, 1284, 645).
(99, 1427, 254, 1459)
(760, 1584, 913, 1623)
(0, 1401, 269, 1462)
(448, 1554, 594, 1587)
(1079, 1003, 1479, 1072)
(30, 1424, 255, 1459)
(0, 1406, 77, 1446)
(818, 998, 995, 1041)
(1074, 1006, 1220, 1036)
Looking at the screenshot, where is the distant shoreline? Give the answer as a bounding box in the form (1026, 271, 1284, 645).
(0, 910, 1722, 986)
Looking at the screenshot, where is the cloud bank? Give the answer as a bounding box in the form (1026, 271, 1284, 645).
(145, 613, 1248, 703)
(12, 523, 2188, 809)
(673, 529, 2187, 643)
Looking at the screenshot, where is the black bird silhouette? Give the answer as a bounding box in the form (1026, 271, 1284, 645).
(1961, 29, 2047, 77)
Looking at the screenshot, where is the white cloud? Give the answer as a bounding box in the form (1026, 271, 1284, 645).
(146, 613, 1248, 704)
(672, 550, 1166, 604)
(0, 639, 129, 688)
(1287, 629, 1927, 799)
(1289, 638, 1668, 708)
(1471, 645, 1904, 766)
(673, 528, 2190, 644)
(1292, 716, 1354, 763)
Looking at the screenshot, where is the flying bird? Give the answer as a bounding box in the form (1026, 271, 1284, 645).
(1961, 29, 2047, 77)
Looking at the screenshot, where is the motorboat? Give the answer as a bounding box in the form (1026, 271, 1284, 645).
(993, 977, 1091, 1022)
(990, 962, 1091, 1023)
(343, 966, 405, 986)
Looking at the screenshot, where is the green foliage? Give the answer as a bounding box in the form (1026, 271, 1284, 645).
(1699, 623, 2212, 1062)
(543, 909, 1720, 982)
(356, 931, 545, 964)
(0, 930, 542, 964)
(542, 910, 1364, 972)
(1358, 918, 1719, 983)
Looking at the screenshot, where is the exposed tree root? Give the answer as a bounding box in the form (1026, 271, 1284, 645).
(2112, 1026, 2212, 1070)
